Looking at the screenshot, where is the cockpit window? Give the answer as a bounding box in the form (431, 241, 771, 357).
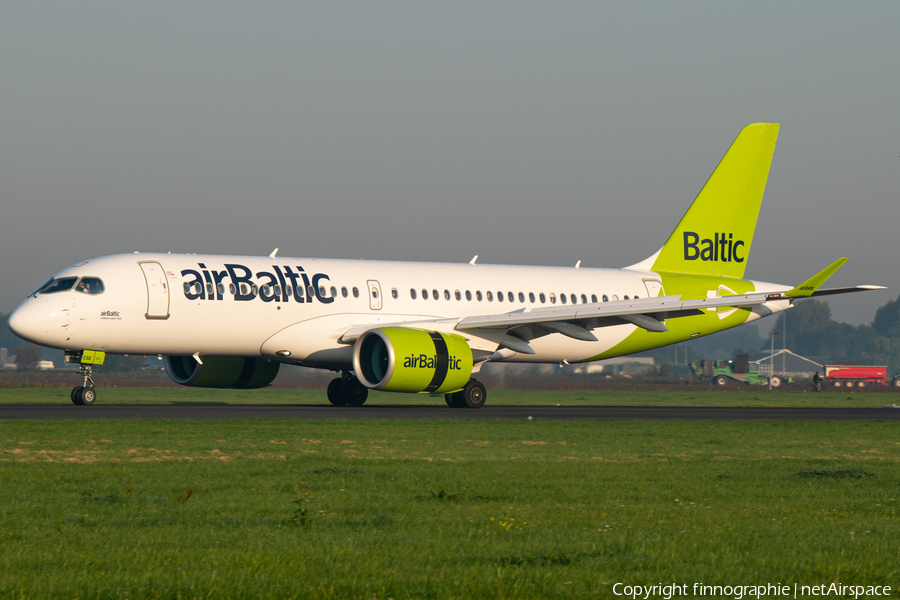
(75, 277, 105, 295)
(38, 277, 79, 294)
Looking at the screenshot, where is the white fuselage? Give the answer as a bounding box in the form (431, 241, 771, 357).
(8, 252, 789, 370)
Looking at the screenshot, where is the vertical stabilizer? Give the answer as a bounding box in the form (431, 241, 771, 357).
(648, 123, 780, 278)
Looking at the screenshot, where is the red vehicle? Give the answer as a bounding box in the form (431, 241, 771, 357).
(824, 364, 897, 388)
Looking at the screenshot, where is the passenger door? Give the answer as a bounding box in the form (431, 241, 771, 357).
(139, 262, 170, 319)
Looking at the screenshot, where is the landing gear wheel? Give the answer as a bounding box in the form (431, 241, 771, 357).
(77, 387, 96, 405)
(327, 378, 347, 406)
(343, 379, 368, 406)
(462, 380, 487, 409)
(769, 376, 782, 388)
(445, 392, 465, 408)
(71, 386, 84, 405)
(714, 375, 729, 386)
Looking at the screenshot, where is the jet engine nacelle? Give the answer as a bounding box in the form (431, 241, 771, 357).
(163, 356, 280, 389)
(352, 327, 473, 393)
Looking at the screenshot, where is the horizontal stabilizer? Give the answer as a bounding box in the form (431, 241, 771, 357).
(807, 285, 887, 297)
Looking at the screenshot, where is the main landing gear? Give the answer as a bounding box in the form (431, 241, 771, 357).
(445, 379, 487, 409)
(71, 364, 97, 406)
(327, 373, 369, 406)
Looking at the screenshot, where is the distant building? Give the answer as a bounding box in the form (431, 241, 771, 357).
(575, 356, 656, 376)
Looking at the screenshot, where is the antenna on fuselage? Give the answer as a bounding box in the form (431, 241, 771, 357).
(469, 255, 478, 265)
(269, 248, 279, 258)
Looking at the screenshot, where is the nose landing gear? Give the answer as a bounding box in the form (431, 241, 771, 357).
(71, 364, 97, 405)
(65, 349, 105, 406)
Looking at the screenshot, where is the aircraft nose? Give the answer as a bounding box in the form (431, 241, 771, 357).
(7, 299, 64, 346)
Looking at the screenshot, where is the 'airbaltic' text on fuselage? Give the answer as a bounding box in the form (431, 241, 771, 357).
(180, 264, 334, 303)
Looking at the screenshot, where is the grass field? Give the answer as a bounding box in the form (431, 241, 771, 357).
(1, 418, 898, 599)
(1, 386, 898, 407)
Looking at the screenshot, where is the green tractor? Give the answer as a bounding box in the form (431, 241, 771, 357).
(690, 354, 783, 387)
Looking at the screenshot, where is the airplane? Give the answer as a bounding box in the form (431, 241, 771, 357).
(7, 123, 884, 406)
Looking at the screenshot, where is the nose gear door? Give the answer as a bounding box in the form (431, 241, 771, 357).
(139, 262, 170, 319)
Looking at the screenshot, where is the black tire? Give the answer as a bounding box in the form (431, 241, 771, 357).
(462, 380, 487, 409)
(78, 387, 96, 405)
(714, 375, 729, 386)
(892, 377, 900, 388)
(857, 380, 866, 389)
(445, 391, 465, 408)
(71, 386, 84, 405)
(769, 376, 782, 388)
(343, 380, 368, 406)
(327, 378, 347, 406)
(844, 380, 855, 388)
(833, 380, 843, 388)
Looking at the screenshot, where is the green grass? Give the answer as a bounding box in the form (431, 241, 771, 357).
(0, 386, 897, 406)
(1, 419, 898, 598)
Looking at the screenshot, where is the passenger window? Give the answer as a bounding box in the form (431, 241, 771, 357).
(342, 287, 348, 298)
(476, 291, 483, 301)
(308, 286, 316, 298)
(75, 277, 104, 295)
(581, 294, 588, 304)
(273, 285, 280, 297)
(455, 290, 461, 301)
(352, 287, 360, 298)
(602, 294, 608, 302)
(391, 288, 398, 299)
(518, 292, 525, 303)
(444, 290, 450, 300)
(634, 295, 639, 299)
(39, 277, 78, 294)
(422, 289, 428, 300)
(207, 283, 214, 297)
(549, 293, 556, 304)
(560, 294, 566, 304)
(612, 295, 618, 301)
(539, 292, 546, 304)
(528, 292, 535, 303)
(229, 283, 236, 296)
(466, 290, 472, 301)
(371, 288, 378, 299)
(486, 291, 493, 301)
(432, 289, 439, 300)
(508, 291, 514, 302)
(571, 294, 577, 304)
(410, 288, 417, 300)
(330, 286, 337, 298)
(497, 291, 503, 302)
(624, 295, 629, 300)
(591, 294, 597, 303)
(217, 283, 225, 297)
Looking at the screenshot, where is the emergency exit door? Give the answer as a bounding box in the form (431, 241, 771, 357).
(367, 280, 382, 310)
(140, 262, 170, 319)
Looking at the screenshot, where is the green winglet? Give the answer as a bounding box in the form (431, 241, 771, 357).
(785, 257, 848, 298)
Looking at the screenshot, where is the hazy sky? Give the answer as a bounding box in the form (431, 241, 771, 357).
(2, 2, 898, 326)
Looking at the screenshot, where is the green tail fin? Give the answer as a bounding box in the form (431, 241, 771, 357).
(648, 123, 780, 278)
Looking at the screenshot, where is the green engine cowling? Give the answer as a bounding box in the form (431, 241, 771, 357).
(352, 327, 473, 393)
(163, 356, 280, 389)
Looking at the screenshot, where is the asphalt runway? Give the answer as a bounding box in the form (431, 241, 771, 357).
(2, 404, 900, 420)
